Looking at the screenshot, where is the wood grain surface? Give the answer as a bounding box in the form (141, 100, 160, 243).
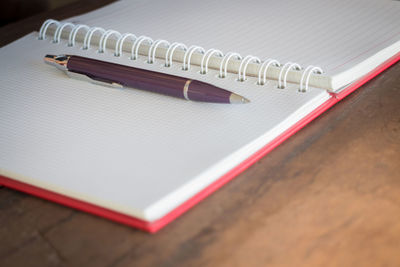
(1, 1, 400, 266)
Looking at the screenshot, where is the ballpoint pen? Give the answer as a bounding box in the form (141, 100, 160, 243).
(44, 54, 250, 104)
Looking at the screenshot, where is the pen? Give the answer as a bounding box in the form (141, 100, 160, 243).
(44, 55, 250, 104)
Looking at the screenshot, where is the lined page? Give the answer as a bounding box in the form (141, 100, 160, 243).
(0, 34, 330, 221)
(58, 0, 400, 90)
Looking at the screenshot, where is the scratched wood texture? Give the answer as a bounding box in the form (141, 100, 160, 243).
(1, 1, 400, 266)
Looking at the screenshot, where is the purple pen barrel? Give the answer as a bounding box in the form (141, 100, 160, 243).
(66, 55, 240, 103)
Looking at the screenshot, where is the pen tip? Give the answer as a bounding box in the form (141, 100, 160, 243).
(229, 93, 250, 104)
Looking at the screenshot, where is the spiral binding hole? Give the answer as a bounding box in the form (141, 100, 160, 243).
(257, 59, 280, 86)
(299, 66, 323, 92)
(83, 27, 105, 50)
(53, 22, 74, 44)
(182, 45, 205, 71)
(215, 73, 224, 79)
(98, 30, 122, 54)
(277, 62, 301, 89)
(219, 52, 242, 79)
(114, 33, 137, 57)
(165, 42, 187, 67)
(131, 36, 153, 60)
(200, 49, 223, 75)
(147, 39, 170, 64)
(238, 55, 261, 82)
(38, 19, 60, 40)
(68, 24, 90, 47)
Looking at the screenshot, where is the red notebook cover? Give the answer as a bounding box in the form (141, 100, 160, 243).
(1, 53, 399, 233)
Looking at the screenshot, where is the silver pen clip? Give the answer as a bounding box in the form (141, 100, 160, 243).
(66, 71, 124, 89)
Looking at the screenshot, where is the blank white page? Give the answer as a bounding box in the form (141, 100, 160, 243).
(63, 0, 400, 90)
(0, 33, 330, 221)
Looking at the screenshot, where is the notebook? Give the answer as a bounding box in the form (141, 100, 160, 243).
(1, 0, 399, 233)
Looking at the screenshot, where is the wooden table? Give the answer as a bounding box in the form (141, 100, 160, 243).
(1, 1, 399, 266)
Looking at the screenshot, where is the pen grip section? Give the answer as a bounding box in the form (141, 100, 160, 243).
(67, 56, 187, 99)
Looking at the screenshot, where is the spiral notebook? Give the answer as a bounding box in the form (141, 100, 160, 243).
(1, 0, 400, 232)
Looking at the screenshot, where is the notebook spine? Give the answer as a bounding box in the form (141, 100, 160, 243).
(39, 19, 323, 92)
